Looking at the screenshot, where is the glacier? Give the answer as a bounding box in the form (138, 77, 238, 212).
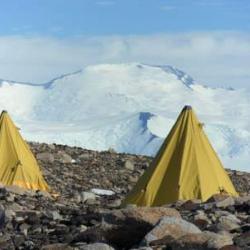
(0, 63, 249, 171)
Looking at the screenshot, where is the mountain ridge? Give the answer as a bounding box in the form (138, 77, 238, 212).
(0, 62, 249, 171)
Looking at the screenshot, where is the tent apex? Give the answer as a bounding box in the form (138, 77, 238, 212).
(183, 105, 192, 110)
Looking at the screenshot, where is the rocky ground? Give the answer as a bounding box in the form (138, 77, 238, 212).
(0, 142, 249, 250)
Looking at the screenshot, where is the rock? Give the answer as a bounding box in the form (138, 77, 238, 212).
(217, 214, 241, 231)
(194, 218, 210, 230)
(142, 216, 201, 245)
(5, 209, 15, 221)
(6, 193, 15, 202)
(79, 153, 91, 160)
(48, 144, 56, 150)
(76, 207, 180, 249)
(80, 224, 88, 232)
(216, 197, 235, 208)
(204, 231, 233, 249)
(0, 142, 248, 250)
(208, 194, 232, 203)
(150, 233, 208, 249)
(180, 199, 201, 211)
(56, 151, 72, 163)
(5, 185, 26, 195)
(13, 235, 25, 247)
(36, 152, 55, 163)
(219, 246, 241, 250)
(131, 248, 153, 250)
(107, 199, 122, 208)
(233, 231, 250, 249)
(129, 175, 138, 183)
(124, 160, 135, 171)
(19, 223, 30, 236)
(0, 234, 15, 250)
(0, 187, 7, 199)
(78, 243, 115, 250)
(81, 192, 96, 203)
(47, 210, 63, 221)
(41, 243, 73, 250)
(194, 211, 210, 229)
(103, 207, 181, 226)
(0, 205, 5, 228)
(36, 190, 52, 199)
(203, 202, 215, 211)
(234, 195, 250, 205)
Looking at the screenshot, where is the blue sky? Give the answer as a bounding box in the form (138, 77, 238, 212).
(0, 0, 249, 88)
(1, 0, 250, 36)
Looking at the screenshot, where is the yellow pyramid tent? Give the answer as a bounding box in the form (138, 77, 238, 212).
(123, 106, 238, 206)
(0, 111, 49, 191)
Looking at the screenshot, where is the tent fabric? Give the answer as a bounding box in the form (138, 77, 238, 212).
(122, 106, 238, 207)
(0, 111, 49, 191)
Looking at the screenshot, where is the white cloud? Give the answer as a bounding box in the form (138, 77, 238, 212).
(0, 32, 249, 89)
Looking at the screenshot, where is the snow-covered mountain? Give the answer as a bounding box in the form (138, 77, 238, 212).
(0, 63, 249, 171)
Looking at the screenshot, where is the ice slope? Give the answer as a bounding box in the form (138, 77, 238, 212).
(0, 63, 249, 171)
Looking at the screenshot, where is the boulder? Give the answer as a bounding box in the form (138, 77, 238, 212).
(36, 152, 55, 163)
(103, 207, 180, 226)
(75, 207, 180, 249)
(142, 216, 201, 245)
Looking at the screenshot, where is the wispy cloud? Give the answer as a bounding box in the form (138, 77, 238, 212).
(0, 32, 249, 89)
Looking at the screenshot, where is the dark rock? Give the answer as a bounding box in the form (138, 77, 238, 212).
(234, 231, 250, 248)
